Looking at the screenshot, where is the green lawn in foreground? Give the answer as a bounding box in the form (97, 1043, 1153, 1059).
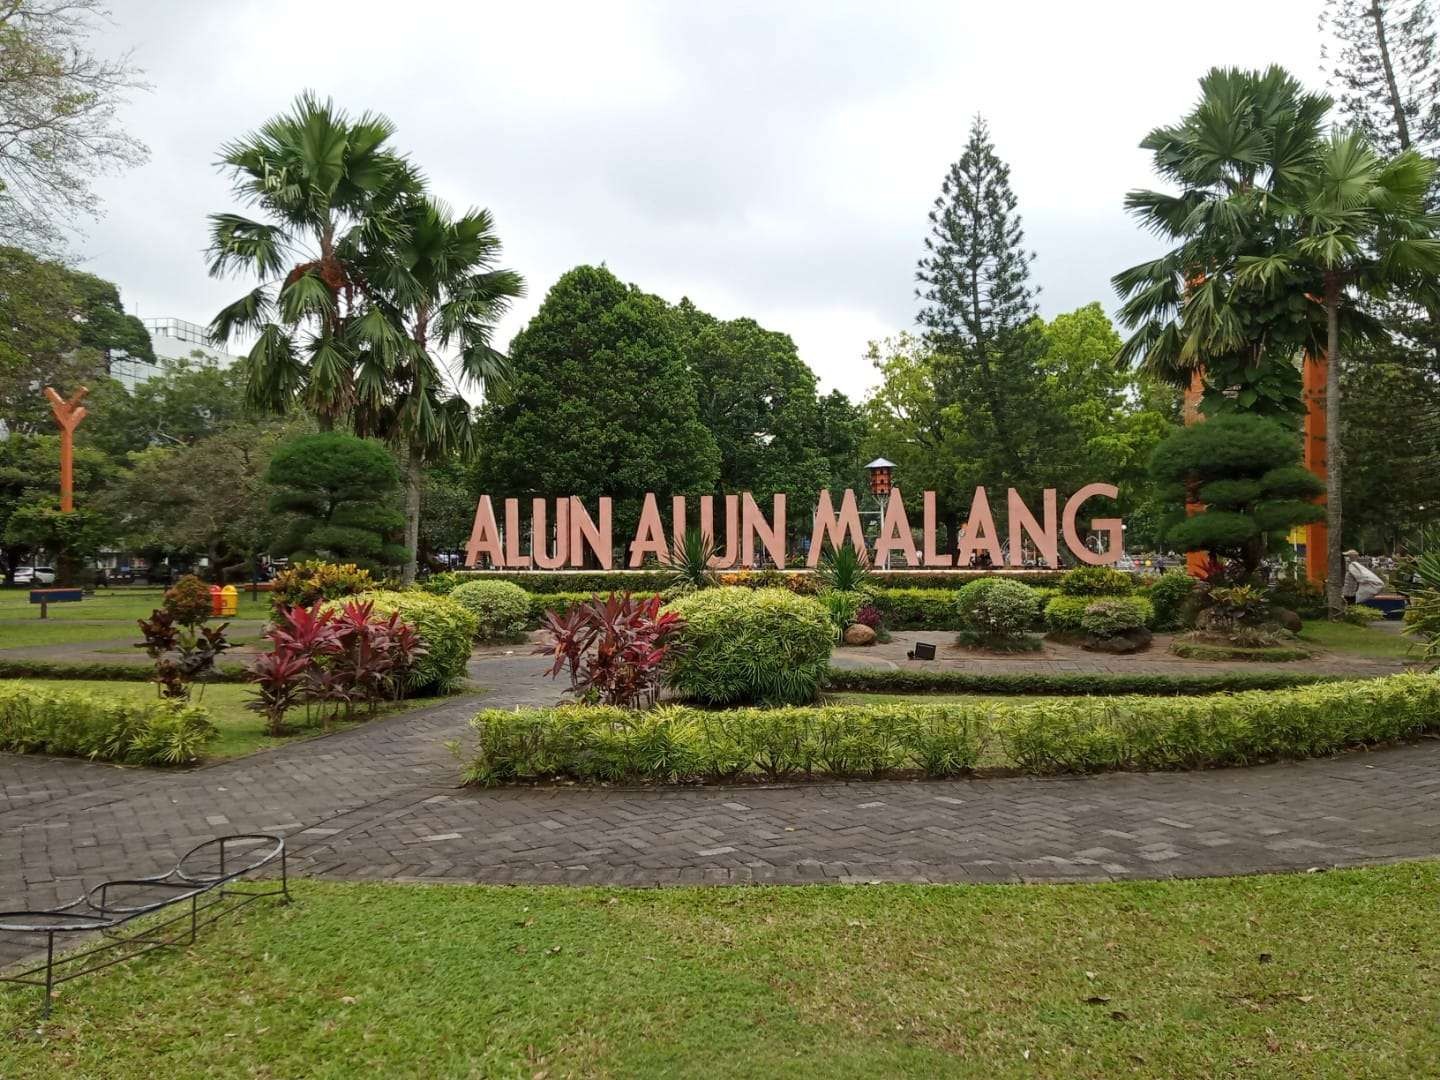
(1298, 619, 1417, 660)
(6, 679, 426, 760)
(3, 865, 1436, 1078)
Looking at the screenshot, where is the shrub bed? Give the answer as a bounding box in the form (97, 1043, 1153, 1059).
(450, 569, 1072, 595)
(664, 587, 833, 705)
(1169, 640, 1312, 663)
(0, 660, 248, 682)
(821, 667, 1342, 696)
(867, 588, 959, 630)
(340, 591, 478, 694)
(458, 674, 1440, 785)
(0, 684, 216, 765)
(954, 578, 1041, 650)
(450, 580, 533, 643)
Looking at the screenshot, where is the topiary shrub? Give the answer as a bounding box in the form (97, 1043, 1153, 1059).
(1057, 565, 1134, 597)
(1147, 570, 1198, 631)
(1043, 595, 1091, 635)
(163, 574, 213, 627)
(954, 578, 1041, 650)
(339, 590, 478, 694)
(664, 587, 833, 705)
(272, 560, 375, 608)
(450, 580, 533, 644)
(1080, 597, 1154, 638)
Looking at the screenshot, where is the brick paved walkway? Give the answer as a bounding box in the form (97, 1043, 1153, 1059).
(4, 653, 1439, 967)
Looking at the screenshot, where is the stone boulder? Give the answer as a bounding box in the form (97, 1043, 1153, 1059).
(1272, 607, 1303, 634)
(1082, 627, 1153, 654)
(843, 623, 877, 646)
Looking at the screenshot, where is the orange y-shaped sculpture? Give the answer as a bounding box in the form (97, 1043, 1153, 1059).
(45, 386, 89, 513)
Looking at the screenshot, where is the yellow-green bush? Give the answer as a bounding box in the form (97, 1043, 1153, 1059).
(344, 590, 478, 694)
(272, 560, 376, 608)
(664, 587, 833, 705)
(0, 685, 216, 765)
(449, 579, 532, 643)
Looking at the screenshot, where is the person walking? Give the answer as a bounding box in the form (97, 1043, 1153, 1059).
(1342, 550, 1385, 606)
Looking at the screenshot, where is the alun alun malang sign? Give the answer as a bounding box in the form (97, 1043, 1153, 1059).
(465, 484, 1123, 569)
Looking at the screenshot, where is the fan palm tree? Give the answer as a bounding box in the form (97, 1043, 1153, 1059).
(1236, 133, 1440, 614)
(206, 93, 419, 429)
(359, 196, 524, 584)
(1112, 67, 1332, 404)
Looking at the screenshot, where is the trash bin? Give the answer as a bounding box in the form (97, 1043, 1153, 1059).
(209, 585, 224, 616)
(221, 584, 238, 617)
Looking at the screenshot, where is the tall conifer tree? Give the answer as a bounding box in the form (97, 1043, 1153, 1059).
(1322, 0, 1440, 156)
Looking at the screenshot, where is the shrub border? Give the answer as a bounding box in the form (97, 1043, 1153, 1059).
(0, 660, 249, 682)
(1168, 641, 1313, 663)
(822, 666, 1343, 696)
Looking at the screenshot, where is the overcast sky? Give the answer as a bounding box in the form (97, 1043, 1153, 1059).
(80, 0, 1327, 400)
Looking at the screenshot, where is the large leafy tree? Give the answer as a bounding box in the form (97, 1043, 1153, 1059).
(916, 116, 1057, 489)
(0, 244, 153, 432)
(1236, 132, 1440, 613)
(358, 196, 524, 584)
(0, 434, 113, 582)
(473, 266, 720, 556)
(1112, 66, 1333, 420)
(0, 0, 148, 253)
(207, 93, 418, 430)
(85, 355, 250, 459)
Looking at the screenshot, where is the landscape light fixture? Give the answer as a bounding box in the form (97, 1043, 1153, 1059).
(908, 642, 937, 661)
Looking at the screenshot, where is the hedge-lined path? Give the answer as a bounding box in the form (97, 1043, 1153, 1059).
(832, 630, 1414, 677)
(6, 652, 1440, 972)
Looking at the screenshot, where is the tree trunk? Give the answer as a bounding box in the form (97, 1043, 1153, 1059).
(401, 450, 423, 586)
(1325, 281, 1346, 618)
(1368, 2, 1413, 150)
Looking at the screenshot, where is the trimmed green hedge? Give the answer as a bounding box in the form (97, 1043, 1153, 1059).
(452, 569, 1072, 596)
(458, 674, 1440, 785)
(821, 667, 1342, 696)
(1169, 641, 1312, 663)
(451, 579, 532, 643)
(343, 590, 478, 694)
(0, 685, 217, 765)
(0, 660, 248, 682)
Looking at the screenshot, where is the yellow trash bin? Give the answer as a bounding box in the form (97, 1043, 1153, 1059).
(220, 584, 239, 617)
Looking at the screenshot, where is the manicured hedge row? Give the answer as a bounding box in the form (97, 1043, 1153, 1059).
(821, 667, 1342, 696)
(866, 587, 1058, 631)
(458, 674, 1440, 785)
(0, 660, 248, 682)
(0, 684, 217, 765)
(449, 568, 1074, 595)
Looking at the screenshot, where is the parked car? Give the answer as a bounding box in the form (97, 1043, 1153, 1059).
(13, 566, 56, 585)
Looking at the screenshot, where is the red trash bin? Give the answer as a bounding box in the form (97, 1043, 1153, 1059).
(209, 585, 224, 616)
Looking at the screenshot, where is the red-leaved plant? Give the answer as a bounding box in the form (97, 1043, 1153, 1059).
(535, 592, 685, 708)
(246, 602, 427, 734)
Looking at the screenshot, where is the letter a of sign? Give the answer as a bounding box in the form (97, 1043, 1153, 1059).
(465, 495, 504, 567)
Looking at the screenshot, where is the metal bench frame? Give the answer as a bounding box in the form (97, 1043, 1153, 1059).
(0, 834, 290, 1017)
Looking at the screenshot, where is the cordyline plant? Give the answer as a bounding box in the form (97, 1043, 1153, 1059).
(535, 592, 685, 708)
(246, 601, 426, 735)
(135, 609, 233, 700)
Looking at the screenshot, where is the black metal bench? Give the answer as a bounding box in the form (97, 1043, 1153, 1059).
(0, 834, 290, 1016)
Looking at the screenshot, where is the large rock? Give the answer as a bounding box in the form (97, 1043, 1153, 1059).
(1272, 607, 1303, 634)
(1082, 627, 1153, 654)
(843, 623, 877, 646)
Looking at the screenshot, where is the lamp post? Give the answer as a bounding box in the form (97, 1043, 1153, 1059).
(864, 458, 896, 569)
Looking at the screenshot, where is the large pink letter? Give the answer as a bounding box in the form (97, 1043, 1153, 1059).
(699, 494, 740, 568)
(922, 490, 951, 567)
(741, 493, 786, 567)
(1007, 488, 1058, 568)
(629, 493, 669, 567)
(465, 495, 504, 568)
(531, 498, 569, 570)
(1062, 483, 1123, 566)
(503, 498, 531, 568)
(806, 489, 868, 567)
(873, 487, 918, 566)
(956, 487, 1004, 568)
(569, 496, 612, 569)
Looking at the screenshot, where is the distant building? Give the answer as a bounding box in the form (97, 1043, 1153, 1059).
(109, 317, 241, 390)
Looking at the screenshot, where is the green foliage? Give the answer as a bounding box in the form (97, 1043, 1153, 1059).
(458, 675, 1440, 784)
(266, 432, 406, 573)
(1168, 641, 1312, 662)
(1044, 595, 1094, 635)
(665, 528, 718, 596)
(664, 587, 833, 706)
(1057, 566, 1135, 596)
(1079, 597, 1154, 638)
(420, 571, 463, 596)
(1401, 533, 1440, 658)
(271, 561, 376, 608)
(0, 685, 216, 766)
(1145, 570, 1199, 631)
(818, 590, 863, 642)
(954, 579, 1040, 645)
(822, 668, 1339, 696)
(0, 660, 248, 682)
(163, 575, 214, 627)
(1267, 576, 1328, 620)
(865, 588, 956, 631)
(460, 702, 985, 785)
(449, 580, 532, 644)
(341, 590, 477, 695)
(1151, 414, 1323, 575)
(816, 543, 873, 595)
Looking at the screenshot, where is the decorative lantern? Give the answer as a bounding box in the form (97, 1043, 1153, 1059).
(865, 457, 896, 497)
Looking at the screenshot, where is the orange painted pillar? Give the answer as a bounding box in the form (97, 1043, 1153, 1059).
(45, 386, 89, 514)
(1182, 369, 1208, 577)
(1302, 351, 1328, 587)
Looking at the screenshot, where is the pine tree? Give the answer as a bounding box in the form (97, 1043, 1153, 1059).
(914, 116, 1061, 537)
(1321, 0, 1440, 156)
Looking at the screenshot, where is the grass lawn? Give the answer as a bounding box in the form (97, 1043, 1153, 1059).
(3, 865, 1437, 1078)
(1298, 619, 1418, 660)
(5, 679, 429, 761)
(0, 588, 273, 652)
